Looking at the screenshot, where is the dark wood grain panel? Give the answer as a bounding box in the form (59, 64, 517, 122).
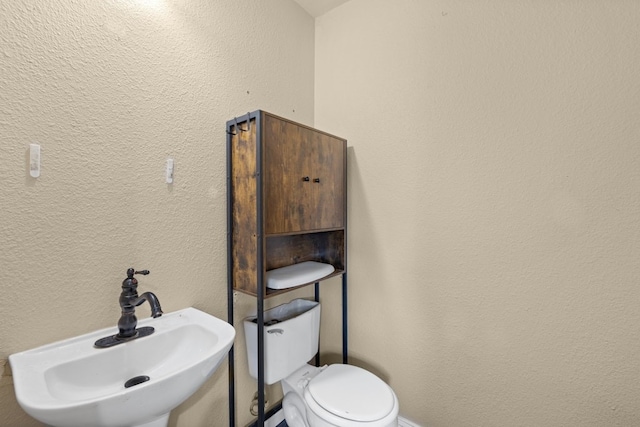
(311, 131, 345, 230)
(231, 117, 258, 295)
(263, 114, 312, 234)
(229, 111, 346, 298)
(263, 113, 346, 234)
(265, 230, 345, 271)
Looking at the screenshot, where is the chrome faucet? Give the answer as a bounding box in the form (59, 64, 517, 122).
(94, 268, 163, 348)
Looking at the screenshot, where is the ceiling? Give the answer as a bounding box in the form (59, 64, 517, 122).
(293, 0, 351, 17)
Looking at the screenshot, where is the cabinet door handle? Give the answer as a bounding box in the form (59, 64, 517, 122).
(313, 178, 320, 183)
(302, 176, 310, 182)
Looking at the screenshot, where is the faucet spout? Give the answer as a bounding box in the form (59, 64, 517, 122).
(137, 292, 163, 318)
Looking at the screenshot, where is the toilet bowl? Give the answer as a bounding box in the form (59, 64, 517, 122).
(244, 299, 399, 427)
(282, 364, 399, 427)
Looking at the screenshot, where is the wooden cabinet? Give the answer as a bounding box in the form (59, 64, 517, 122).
(227, 111, 347, 298)
(263, 114, 345, 234)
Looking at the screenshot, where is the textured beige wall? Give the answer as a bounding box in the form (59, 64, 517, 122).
(0, 1, 314, 426)
(316, 1, 640, 426)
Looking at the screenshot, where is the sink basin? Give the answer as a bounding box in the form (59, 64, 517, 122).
(9, 307, 235, 427)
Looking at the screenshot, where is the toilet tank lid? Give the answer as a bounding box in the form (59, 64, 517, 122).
(266, 261, 335, 290)
(306, 364, 395, 422)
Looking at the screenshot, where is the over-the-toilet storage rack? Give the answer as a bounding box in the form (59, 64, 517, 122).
(226, 110, 348, 426)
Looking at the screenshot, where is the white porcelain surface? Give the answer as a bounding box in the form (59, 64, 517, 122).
(9, 307, 235, 427)
(306, 364, 395, 422)
(282, 364, 399, 427)
(244, 299, 320, 384)
(305, 383, 399, 427)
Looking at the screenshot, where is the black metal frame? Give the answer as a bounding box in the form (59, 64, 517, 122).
(226, 111, 348, 426)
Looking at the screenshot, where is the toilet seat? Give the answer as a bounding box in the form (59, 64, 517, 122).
(303, 364, 398, 426)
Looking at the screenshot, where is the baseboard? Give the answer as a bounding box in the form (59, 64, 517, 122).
(398, 415, 422, 427)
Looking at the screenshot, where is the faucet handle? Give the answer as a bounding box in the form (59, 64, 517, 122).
(126, 268, 150, 279)
(123, 268, 150, 289)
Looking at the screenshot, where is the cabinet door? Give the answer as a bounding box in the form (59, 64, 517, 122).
(309, 131, 345, 231)
(264, 115, 344, 234)
(263, 116, 312, 234)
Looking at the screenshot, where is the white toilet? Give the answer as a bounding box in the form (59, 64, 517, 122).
(244, 299, 399, 427)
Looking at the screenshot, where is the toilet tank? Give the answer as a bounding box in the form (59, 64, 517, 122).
(244, 299, 320, 385)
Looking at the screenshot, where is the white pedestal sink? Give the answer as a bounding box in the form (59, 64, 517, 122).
(9, 307, 235, 427)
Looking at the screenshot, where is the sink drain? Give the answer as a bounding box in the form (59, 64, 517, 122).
(124, 375, 150, 388)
